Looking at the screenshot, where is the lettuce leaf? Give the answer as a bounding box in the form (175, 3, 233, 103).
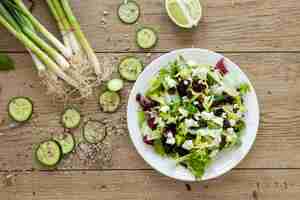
(177, 150, 211, 179)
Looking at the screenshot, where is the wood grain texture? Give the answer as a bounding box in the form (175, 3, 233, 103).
(0, 0, 300, 52)
(0, 52, 298, 171)
(1, 170, 300, 200)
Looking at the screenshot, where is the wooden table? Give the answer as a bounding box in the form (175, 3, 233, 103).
(0, 0, 299, 199)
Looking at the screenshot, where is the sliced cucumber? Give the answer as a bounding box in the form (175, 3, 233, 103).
(136, 27, 158, 49)
(53, 133, 75, 155)
(8, 97, 33, 123)
(35, 140, 62, 167)
(83, 120, 107, 144)
(118, 0, 140, 24)
(99, 91, 121, 113)
(107, 78, 124, 92)
(61, 107, 81, 129)
(119, 56, 143, 81)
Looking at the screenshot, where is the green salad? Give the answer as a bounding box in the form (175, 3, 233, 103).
(136, 56, 251, 179)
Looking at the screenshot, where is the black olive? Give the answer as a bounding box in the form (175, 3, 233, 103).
(165, 123, 177, 134)
(192, 79, 206, 93)
(223, 119, 231, 129)
(214, 108, 224, 117)
(177, 80, 190, 97)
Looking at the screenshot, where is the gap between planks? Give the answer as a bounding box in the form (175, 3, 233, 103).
(1, 51, 300, 54)
(1, 168, 300, 173)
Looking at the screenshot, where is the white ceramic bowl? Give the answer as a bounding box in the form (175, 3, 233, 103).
(127, 48, 259, 181)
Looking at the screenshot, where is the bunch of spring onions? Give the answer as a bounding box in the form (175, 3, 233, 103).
(0, 0, 108, 100)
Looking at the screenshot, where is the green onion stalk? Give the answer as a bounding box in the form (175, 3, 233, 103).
(0, 0, 106, 100)
(59, 0, 102, 76)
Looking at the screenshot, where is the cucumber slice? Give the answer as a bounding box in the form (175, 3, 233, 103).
(99, 91, 121, 113)
(35, 140, 62, 167)
(53, 133, 75, 155)
(119, 56, 143, 81)
(136, 27, 158, 49)
(118, 0, 140, 24)
(83, 120, 107, 144)
(8, 97, 33, 123)
(61, 107, 81, 129)
(107, 78, 124, 92)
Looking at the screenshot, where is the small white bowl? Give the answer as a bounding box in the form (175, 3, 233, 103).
(127, 48, 259, 181)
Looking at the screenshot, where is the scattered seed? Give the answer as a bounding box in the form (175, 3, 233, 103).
(101, 17, 107, 25)
(3, 174, 14, 187)
(185, 183, 192, 191)
(103, 11, 109, 16)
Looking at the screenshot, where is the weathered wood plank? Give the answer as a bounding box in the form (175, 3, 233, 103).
(0, 0, 299, 52)
(1, 170, 299, 200)
(0, 52, 298, 170)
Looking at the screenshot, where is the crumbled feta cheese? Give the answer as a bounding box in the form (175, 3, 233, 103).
(182, 140, 194, 150)
(227, 128, 234, 134)
(200, 111, 214, 120)
(166, 137, 176, 145)
(165, 76, 177, 88)
(185, 118, 198, 128)
(221, 112, 227, 118)
(179, 107, 189, 117)
(192, 67, 209, 80)
(214, 135, 222, 145)
(160, 105, 170, 113)
(200, 111, 223, 126)
(183, 80, 189, 85)
(211, 85, 224, 95)
(229, 119, 236, 126)
(166, 131, 173, 138)
(193, 101, 199, 105)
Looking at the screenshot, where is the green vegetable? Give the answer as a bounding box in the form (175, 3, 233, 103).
(107, 78, 124, 92)
(137, 111, 146, 127)
(177, 150, 211, 179)
(8, 96, 33, 123)
(0, 53, 15, 71)
(154, 139, 166, 156)
(61, 107, 81, 129)
(99, 91, 121, 113)
(136, 55, 250, 179)
(0, 0, 102, 99)
(136, 27, 158, 49)
(239, 83, 251, 95)
(234, 120, 246, 134)
(83, 120, 107, 144)
(53, 133, 75, 155)
(119, 56, 143, 81)
(35, 140, 62, 167)
(118, 0, 140, 24)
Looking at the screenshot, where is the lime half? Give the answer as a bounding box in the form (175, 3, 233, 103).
(165, 0, 202, 28)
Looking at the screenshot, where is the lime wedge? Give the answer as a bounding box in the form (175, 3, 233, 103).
(165, 0, 202, 28)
